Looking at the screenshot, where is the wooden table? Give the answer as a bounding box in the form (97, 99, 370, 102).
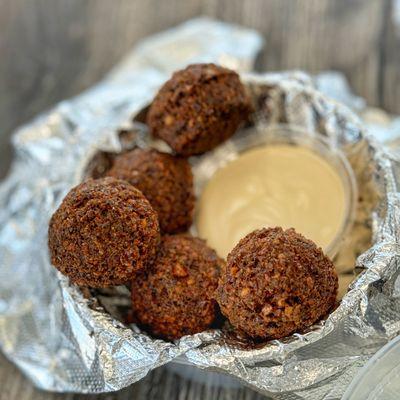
(1, 1, 399, 399)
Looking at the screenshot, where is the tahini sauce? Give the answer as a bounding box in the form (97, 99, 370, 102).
(196, 144, 346, 258)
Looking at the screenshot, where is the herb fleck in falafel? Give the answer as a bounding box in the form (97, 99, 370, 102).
(216, 227, 338, 340)
(131, 235, 223, 340)
(48, 177, 160, 287)
(107, 148, 194, 234)
(147, 63, 252, 156)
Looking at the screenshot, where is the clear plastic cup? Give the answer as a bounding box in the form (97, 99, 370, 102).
(193, 123, 357, 259)
(342, 335, 400, 400)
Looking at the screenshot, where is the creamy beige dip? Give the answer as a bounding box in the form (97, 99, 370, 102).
(196, 144, 346, 258)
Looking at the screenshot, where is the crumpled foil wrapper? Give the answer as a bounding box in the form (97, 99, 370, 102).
(1, 17, 400, 400)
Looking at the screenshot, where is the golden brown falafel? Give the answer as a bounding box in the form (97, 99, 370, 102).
(147, 63, 251, 156)
(216, 227, 338, 340)
(107, 148, 194, 234)
(131, 234, 223, 340)
(48, 177, 160, 287)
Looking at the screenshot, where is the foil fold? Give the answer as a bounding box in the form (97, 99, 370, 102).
(1, 18, 400, 400)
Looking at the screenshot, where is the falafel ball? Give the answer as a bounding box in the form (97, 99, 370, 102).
(107, 148, 194, 234)
(48, 177, 160, 287)
(131, 235, 223, 340)
(147, 63, 252, 156)
(216, 227, 338, 340)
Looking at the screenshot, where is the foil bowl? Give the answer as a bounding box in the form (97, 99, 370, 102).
(58, 74, 400, 397)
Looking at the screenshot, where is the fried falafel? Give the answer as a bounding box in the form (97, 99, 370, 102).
(147, 63, 252, 156)
(48, 177, 160, 287)
(216, 227, 338, 340)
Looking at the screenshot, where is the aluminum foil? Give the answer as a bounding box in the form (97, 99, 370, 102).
(1, 17, 400, 400)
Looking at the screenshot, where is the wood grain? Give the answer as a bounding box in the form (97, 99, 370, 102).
(381, 0, 400, 113)
(204, 0, 386, 107)
(0, 0, 399, 399)
(0, 0, 395, 179)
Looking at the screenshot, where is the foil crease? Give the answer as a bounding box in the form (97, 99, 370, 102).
(0, 17, 400, 400)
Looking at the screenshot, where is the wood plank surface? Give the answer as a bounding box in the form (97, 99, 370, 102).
(0, 0, 395, 180)
(0, 1, 399, 399)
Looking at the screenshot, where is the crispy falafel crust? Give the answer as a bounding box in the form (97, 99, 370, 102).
(107, 148, 195, 234)
(48, 177, 160, 287)
(216, 227, 338, 340)
(131, 235, 224, 340)
(147, 63, 252, 156)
